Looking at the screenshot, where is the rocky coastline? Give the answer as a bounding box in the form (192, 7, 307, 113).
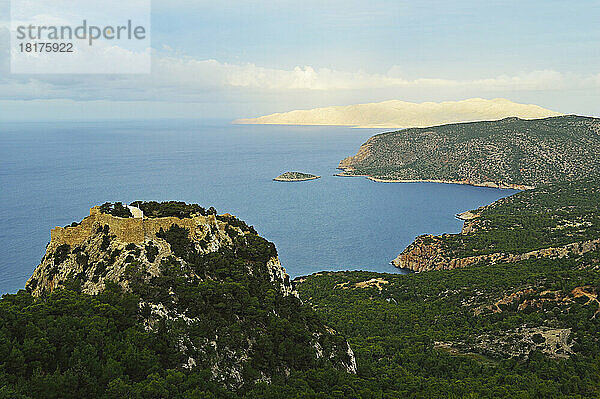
(335, 171, 534, 190)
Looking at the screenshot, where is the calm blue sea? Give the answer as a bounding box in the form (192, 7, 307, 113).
(0, 120, 517, 294)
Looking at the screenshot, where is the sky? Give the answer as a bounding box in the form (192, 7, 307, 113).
(0, 0, 599, 121)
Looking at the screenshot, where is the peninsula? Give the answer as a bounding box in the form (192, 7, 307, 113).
(338, 115, 600, 189)
(273, 171, 321, 181)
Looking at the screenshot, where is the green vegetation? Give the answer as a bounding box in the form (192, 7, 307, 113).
(144, 242, 159, 263)
(339, 116, 600, 187)
(2, 204, 355, 397)
(395, 178, 600, 272)
(280, 154, 600, 396)
(216, 214, 258, 235)
(99, 202, 133, 218)
(99, 201, 218, 219)
(130, 201, 216, 218)
(294, 249, 600, 397)
(274, 171, 320, 181)
(440, 178, 600, 257)
(0, 284, 234, 398)
(6, 113, 600, 399)
(13, 199, 599, 397)
(53, 244, 70, 266)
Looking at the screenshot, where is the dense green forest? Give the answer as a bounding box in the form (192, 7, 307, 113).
(4, 189, 600, 397)
(339, 116, 600, 187)
(442, 178, 600, 257)
(4, 253, 600, 398)
(294, 248, 600, 397)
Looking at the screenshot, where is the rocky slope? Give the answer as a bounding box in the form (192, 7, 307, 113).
(394, 234, 600, 272)
(338, 115, 600, 188)
(25, 202, 356, 388)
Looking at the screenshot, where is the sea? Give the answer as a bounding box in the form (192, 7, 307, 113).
(0, 119, 517, 294)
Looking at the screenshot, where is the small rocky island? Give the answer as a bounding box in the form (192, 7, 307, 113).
(273, 171, 321, 181)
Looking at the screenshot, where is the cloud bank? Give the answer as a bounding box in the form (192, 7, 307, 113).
(1, 51, 599, 103)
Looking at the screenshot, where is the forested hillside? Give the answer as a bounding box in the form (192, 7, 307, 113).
(339, 116, 600, 188)
(0, 203, 356, 398)
(288, 176, 600, 397)
(295, 249, 600, 397)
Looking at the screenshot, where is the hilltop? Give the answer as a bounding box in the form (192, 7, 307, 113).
(338, 115, 600, 188)
(234, 98, 562, 129)
(2, 202, 356, 397)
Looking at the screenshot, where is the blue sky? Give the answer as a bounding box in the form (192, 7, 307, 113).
(0, 0, 599, 120)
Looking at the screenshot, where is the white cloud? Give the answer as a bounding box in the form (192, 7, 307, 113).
(126, 56, 600, 94)
(0, 52, 598, 102)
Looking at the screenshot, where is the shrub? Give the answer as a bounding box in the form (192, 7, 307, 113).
(76, 252, 89, 269)
(145, 242, 159, 263)
(54, 244, 71, 265)
(99, 202, 133, 218)
(130, 201, 211, 218)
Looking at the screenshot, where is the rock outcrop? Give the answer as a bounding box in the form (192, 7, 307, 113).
(28, 206, 294, 298)
(392, 179, 600, 272)
(26, 202, 356, 388)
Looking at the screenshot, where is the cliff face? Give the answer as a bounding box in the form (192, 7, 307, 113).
(393, 235, 600, 272)
(338, 139, 373, 171)
(26, 203, 356, 388)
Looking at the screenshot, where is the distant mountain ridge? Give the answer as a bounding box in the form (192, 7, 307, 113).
(234, 98, 562, 129)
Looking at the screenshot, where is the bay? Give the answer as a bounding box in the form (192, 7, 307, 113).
(0, 119, 516, 294)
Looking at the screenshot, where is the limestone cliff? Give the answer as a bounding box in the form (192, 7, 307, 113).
(393, 234, 600, 272)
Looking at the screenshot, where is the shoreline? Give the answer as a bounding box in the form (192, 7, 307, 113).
(334, 172, 533, 190)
